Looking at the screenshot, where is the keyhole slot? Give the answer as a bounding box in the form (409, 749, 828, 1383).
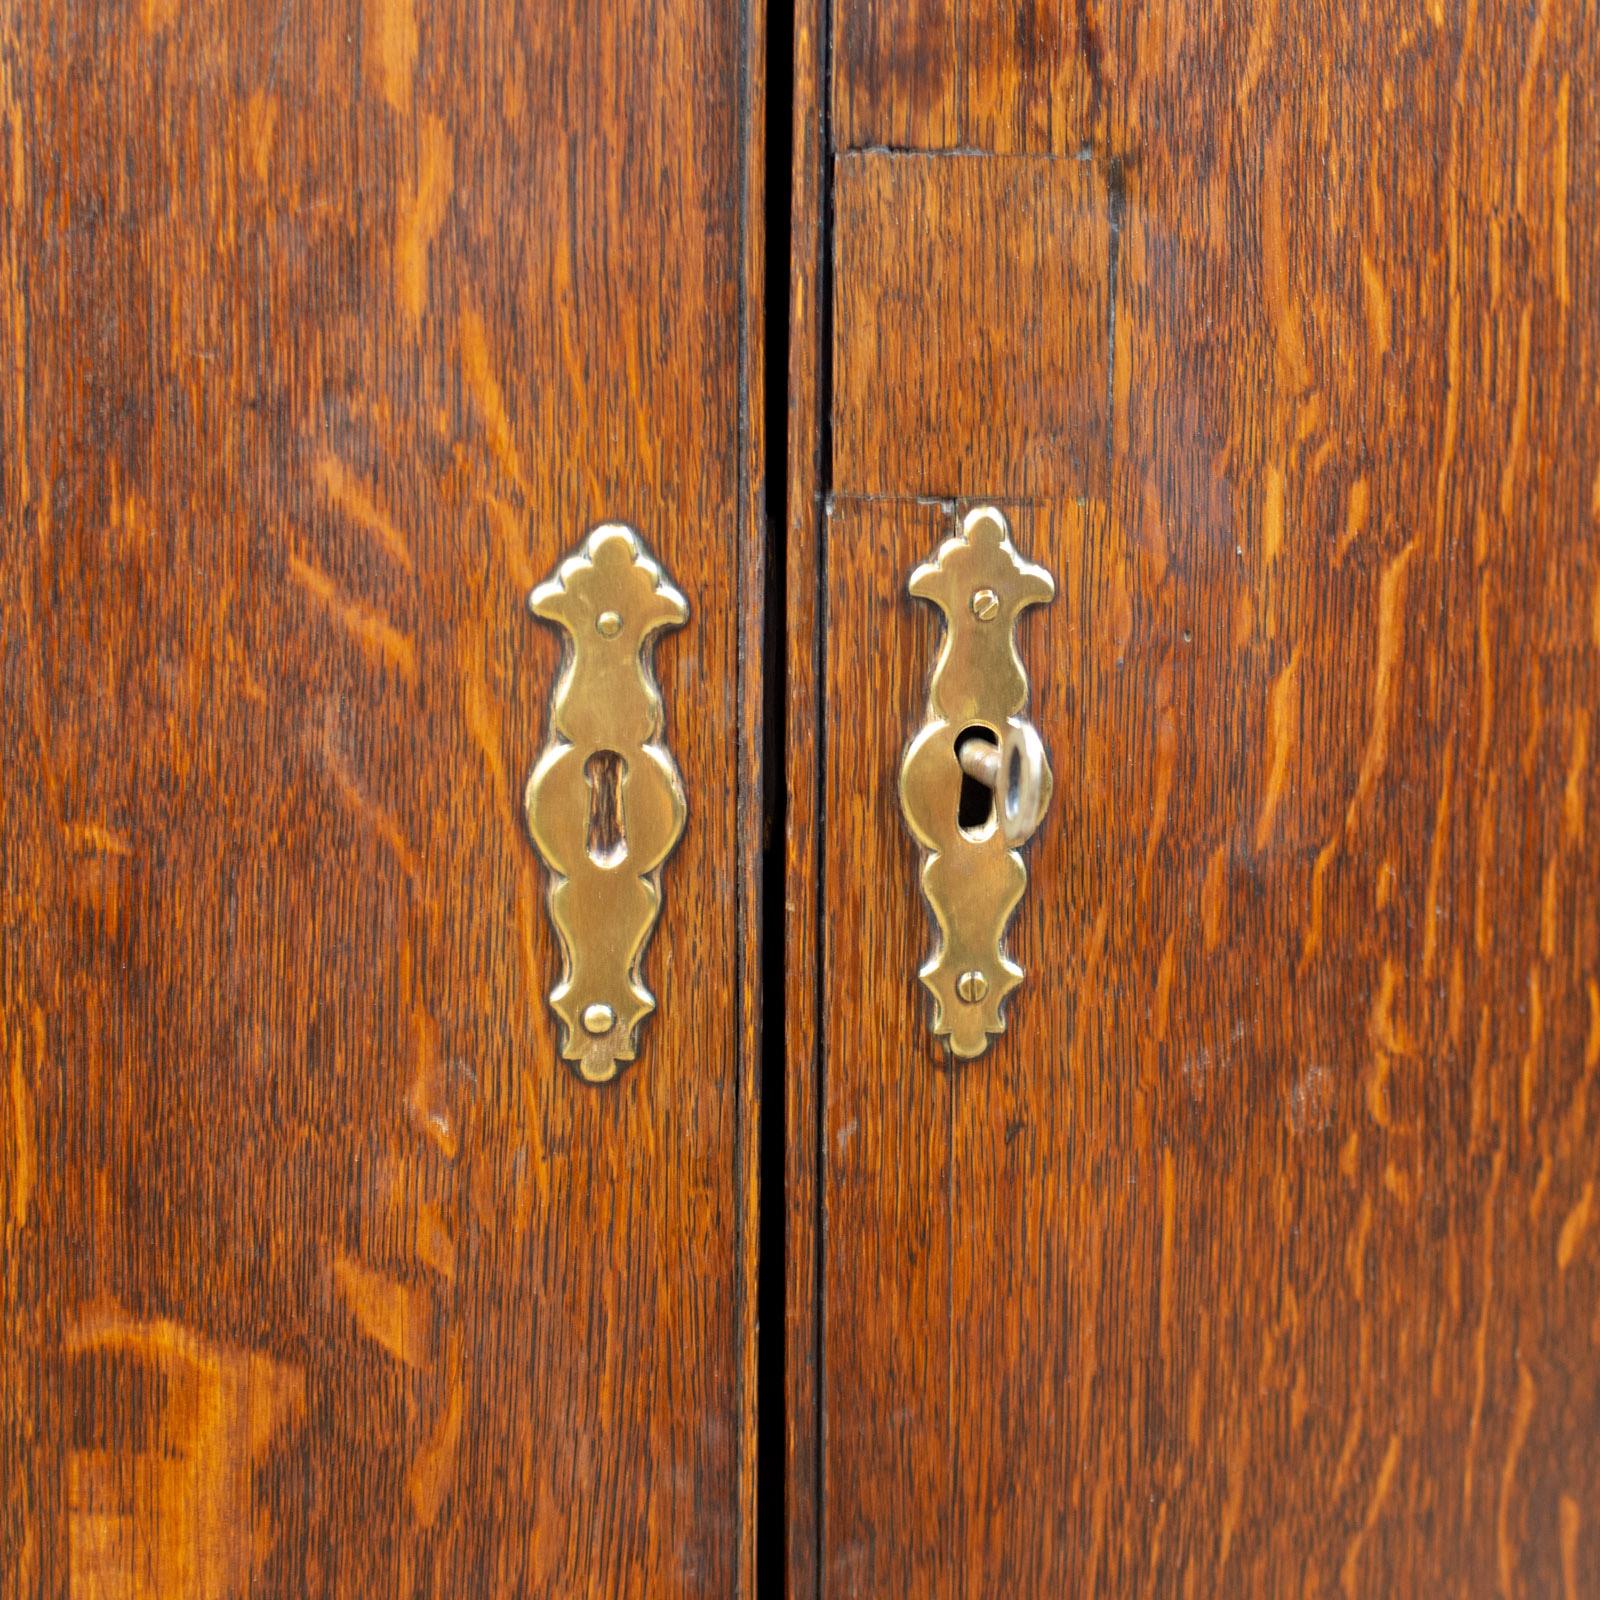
(954, 725, 999, 838)
(585, 750, 627, 866)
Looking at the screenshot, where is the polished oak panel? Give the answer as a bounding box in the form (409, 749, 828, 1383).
(0, 1, 757, 1593)
(832, 154, 1109, 500)
(821, 497, 956, 1597)
(818, 3, 1600, 1592)
(832, 0, 1097, 154)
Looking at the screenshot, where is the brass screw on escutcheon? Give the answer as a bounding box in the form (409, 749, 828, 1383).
(969, 588, 1000, 621)
(956, 969, 989, 1004)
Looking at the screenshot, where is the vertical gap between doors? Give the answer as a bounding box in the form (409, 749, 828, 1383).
(758, 0, 834, 1588)
(756, 0, 795, 1593)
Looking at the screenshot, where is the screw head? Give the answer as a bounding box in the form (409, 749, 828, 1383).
(581, 1002, 616, 1035)
(969, 588, 1000, 621)
(956, 969, 989, 1004)
(595, 610, 623, 638)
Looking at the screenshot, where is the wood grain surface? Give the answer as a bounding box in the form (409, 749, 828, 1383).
(783, 0, 830, 1590)
(815, 1, 1600, 1594)
(832, 153, 1109, 499)
(833, 0, 1097, 154)
(0, 0, 760, 1595)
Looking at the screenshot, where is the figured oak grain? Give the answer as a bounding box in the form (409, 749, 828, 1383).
(832, 0, 1099, 154)
(817, 2, 1600, 1594)
(820, 497, 956, 1597)
(832, 153, 1110, 501)
(783, 0, 831, 1589)
(0, 0, 758, 1594)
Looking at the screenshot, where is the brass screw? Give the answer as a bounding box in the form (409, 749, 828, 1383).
(969, 588, 1000, 621)
(956, 969, 988, 1003)
(596, 610, 623, 638)
(581, 1002, 615, 1035)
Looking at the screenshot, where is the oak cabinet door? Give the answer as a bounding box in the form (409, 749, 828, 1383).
(795, 3, 1600, 1595)
(0, 2, 762, 1594)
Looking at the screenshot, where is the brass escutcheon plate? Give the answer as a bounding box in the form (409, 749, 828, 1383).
(899, 505, 1055, 1059)
(524, 524, 688, 1082)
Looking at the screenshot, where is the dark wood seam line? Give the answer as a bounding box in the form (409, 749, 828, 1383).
(735, 0, 754, 1584)
(813, 0, 837, 1587)
(757, 0, 794, 1587)
(833, 143, 1104, 161)
(827, 491, 1043, 511)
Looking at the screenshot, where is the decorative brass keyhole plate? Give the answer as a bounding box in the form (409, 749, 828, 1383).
(899, 506, 1055, 1058)
(524, 524, 688, 1082)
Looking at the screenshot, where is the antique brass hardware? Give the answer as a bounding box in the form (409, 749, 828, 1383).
(956, 720, 1051, 847)
(524, 524, 688, 1082)
(899, 505, 1054, 1059)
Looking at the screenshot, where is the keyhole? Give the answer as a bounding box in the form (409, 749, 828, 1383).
(954, 725, 998, 837)
(585, 750, 627, 866)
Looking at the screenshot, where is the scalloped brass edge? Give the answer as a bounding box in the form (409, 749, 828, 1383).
(898, 505, 1055, 1059)
(524, 523, 688, 1082)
